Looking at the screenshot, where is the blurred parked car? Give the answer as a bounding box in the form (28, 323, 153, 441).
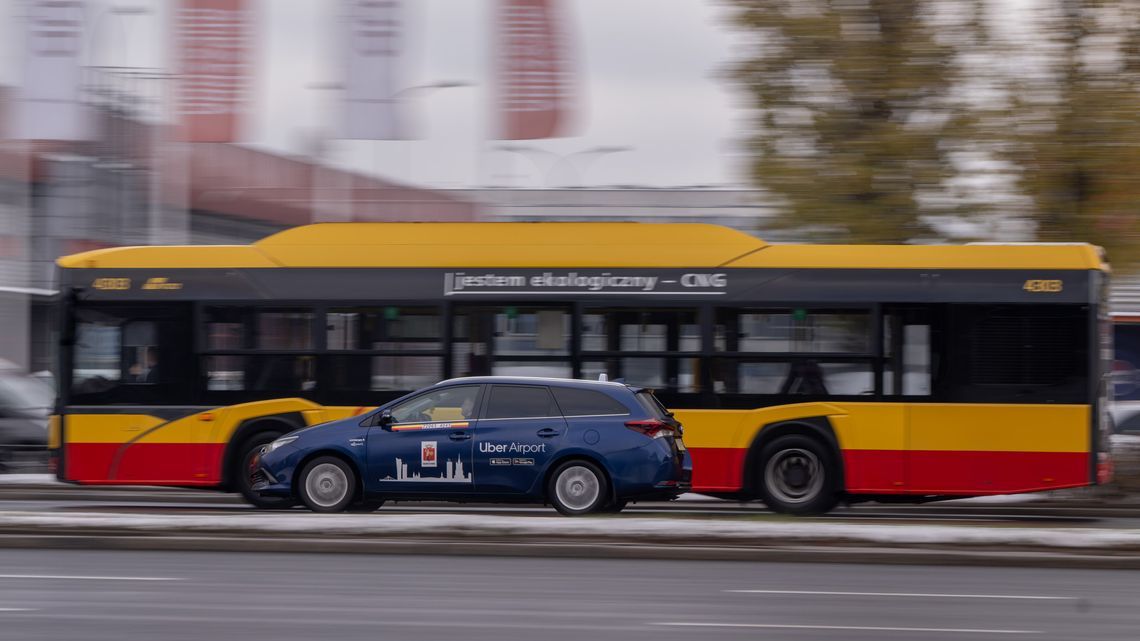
(0, 361, 52, 471)
(1111, 401, 1140, 435)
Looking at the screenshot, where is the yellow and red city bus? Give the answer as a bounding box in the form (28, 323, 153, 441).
(52, 223, 1113, 512)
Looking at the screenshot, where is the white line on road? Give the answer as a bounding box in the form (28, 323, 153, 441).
(656, 622, 1039, 635)
(725, 589, 1074, 600)
(0, 574, 181, 582)
(0, 608, 37, 612)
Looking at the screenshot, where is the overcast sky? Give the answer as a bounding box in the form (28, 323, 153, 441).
(0, 0, 750, 189)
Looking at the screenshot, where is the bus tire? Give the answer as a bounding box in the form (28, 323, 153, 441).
(757, 434, 838, 515)
(235, 431, 296, 509)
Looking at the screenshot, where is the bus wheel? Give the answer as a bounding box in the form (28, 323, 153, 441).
(236, 432, 296, 509)
(757, 434, 838, 515)
(298, 456, 357, 513)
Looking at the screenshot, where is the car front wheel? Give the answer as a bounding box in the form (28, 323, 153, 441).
(298, 456, 357, 513)
(548, 460, 608, 516)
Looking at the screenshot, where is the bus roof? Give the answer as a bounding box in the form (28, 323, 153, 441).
(57, 222, 764, 269)
(55, 222, 1108, 271)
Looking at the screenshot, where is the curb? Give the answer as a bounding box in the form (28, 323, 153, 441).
(1, 531, 1139, 569)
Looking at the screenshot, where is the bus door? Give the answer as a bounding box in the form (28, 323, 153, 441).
(66, 304, 203, 483)
(451, 306, 573, 379)
(883, 306, 938, 492)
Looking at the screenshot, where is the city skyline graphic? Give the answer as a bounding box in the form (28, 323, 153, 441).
(390, 456, 472, 483)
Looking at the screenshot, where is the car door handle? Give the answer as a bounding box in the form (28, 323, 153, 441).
(449, 432, 472, 441)
(536, 428, 561, 438)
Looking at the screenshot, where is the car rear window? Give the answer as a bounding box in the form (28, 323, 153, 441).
(551, 387, 629, 417)
(484, 385, 560, 419)
(634, 390, 671, 419)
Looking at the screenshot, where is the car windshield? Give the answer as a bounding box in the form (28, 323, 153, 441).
(0, 374, 54, 413)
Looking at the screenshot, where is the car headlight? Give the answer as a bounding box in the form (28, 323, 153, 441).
(266, 435, 298, 453)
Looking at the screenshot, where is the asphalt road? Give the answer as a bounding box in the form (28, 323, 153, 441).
(0, 550, 1137, 641)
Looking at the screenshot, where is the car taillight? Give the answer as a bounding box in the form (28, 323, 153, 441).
(625, 419, 676, 439)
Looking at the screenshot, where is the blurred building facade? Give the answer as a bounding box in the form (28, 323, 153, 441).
(0, 86, 478, 373)
(7, 73, 1140, 376)
(450, 188, 774, 237)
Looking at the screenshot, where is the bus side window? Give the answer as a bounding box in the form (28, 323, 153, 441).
(902, 325, 931, 395)
(883, 308, 935, 397)
(123, 321, 158, 385)
(73, 314, 123, 394)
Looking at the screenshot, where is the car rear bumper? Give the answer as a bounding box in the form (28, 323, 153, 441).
(615, 446, 691, 501)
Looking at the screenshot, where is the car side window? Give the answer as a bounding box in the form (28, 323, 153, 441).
(484, 385, 559, 419)
(551, 387, 630, 416)
(389, 385, 481, 423)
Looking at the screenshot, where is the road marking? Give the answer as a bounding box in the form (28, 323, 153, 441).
(0, 574, 181, 582)
(725, 589, 1074, 600)
(0, 608, 37, 612)
(656, 622, 1039, 635)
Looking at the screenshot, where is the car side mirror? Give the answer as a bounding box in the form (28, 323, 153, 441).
(376, 409, 394, 429)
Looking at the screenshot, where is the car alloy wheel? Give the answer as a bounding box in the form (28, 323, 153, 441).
(549, 461, 608, 516)
(305, 462, 350, 508)
(298, 456, 357, 513)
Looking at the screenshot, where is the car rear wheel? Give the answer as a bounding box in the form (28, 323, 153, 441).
(757, 434, 838, 515)
(298, 456, 357, 513)
(236, 432, 296, 509)
(548, 460, 608, 516)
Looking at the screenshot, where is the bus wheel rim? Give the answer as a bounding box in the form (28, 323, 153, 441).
(555, 466, 600, 511)
(765, 448, 823, 505)
(306, 463, 349, 508)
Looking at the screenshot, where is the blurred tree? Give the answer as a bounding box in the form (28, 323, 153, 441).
(730, 0, 1140, 264)
(997, 0, 1140, 266)
(728, 0, 971, 243)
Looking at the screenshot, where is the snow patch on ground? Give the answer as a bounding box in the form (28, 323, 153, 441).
(1, 510, 1139, 550)
(944, 494, 1050, 505)
(0, 474, 60, 485)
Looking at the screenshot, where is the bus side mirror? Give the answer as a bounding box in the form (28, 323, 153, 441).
(376, 409, 394, 430)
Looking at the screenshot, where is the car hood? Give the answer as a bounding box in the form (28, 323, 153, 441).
(287, 416, 363, 442)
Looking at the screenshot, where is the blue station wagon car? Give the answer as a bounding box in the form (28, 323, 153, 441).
(251, 377, 692, 515)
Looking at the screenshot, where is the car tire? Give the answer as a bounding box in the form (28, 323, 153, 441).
(346, 499, 385, 513)
(235, 431, 296, 509)
(548, 460, 609, 516)
(756, 434, 838, 515)
(298, 456, 357, 513)
(601, 500, 628, 514)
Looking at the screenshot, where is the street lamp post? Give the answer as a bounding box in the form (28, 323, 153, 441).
(389, 82, 472, 185)
(306, 80, 472, 221)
